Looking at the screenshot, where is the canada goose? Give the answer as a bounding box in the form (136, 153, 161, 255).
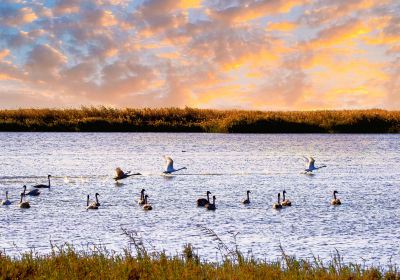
(304, 157, 326, 173)
(281, 190, 292, 206)
(22, 185, 40, 196)
(1, 191, 11, 205)
(114, 168, 141, 181)
(19, 193, 30, 208)
(197, 191, 211, 207)
(143, 195, 152, 210)
(86, 195, 98, 210)
(242, 190, 251, 204)
(273, 193, 282, 209)
(138, 189, 146, 205)
(95, 193, 100, 206)
(163, 156, 187, 174)
(33, 175, 51, 188)
(206, 195, 216, 211)
(331, 190, 341, 205)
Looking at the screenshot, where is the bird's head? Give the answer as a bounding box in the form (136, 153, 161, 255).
(141, 189, 145, 193)
(95, 193, 100, 196)
(48, 174, 51, 178)
(207, 191, 211, 194)
(247, 190, 251, 194)
(333, 190, 339, 194)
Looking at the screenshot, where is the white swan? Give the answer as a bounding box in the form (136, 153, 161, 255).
(163, 156, 187, 174)
(114, 168, 141, 181)
(1, 191, 11, 205)
(86, 195, 98, 210)
(304, 157, 326, 173)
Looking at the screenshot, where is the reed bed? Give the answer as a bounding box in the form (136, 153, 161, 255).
(1, 229, 399, 280)
(0, 107, 399, 133)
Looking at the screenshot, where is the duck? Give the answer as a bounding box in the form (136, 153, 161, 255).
(22, 185, 40, 196)
(242, 190, 251, 204)
(197, 191, 211, 207)
(281, 190, 292, 206)
(205, 195, 216, 211)
(86, 195, 98, 210)
(331, 190, 341, 205)
(114, 168, 141, 181)
(138, 189, 146, 205)
(143, 195, 153, 210)
(272, 193, 283, 209)
(163, 156, 187, 174)
(33, 174, 52, 188)
(19, 193, 30, 208)
(1, 191, 11, 205)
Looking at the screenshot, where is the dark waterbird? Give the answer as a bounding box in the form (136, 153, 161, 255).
(33, 174, 52, 188)
(114, 168, 141, 181)
(242, 190, 251, 204)
(197, 191, 211, 207)
(205, 196, 216, 211)
(22, 185, 40, 196)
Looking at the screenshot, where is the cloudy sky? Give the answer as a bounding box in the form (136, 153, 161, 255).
(0, 0, 399, 110)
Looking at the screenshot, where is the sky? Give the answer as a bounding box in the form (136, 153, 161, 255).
(0, 0, 399, 110)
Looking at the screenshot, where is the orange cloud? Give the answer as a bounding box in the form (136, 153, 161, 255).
(267, 21, 297, 32)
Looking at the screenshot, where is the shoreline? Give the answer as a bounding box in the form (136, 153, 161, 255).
(0, 107, 399, 133)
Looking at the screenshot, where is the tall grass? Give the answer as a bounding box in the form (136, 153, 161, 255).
(1, 229, 399, 279)
(0, 107, 399, 132)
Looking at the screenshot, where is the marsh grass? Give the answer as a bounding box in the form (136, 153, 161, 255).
(1, 229, 399, 279)
(0, 107, 399, 133)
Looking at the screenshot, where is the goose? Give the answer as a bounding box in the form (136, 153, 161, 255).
(138, 189, 146, 205)
(22, 185, 40, 196)
(281, 190, 292, 206)
(1, 191, 11, 205)
(33, 174, 51, 188)
(86, 195, 98, 210)
(272, 193, 282, 209)
(19, 193, 30, 208)
(114, 168, 141, 181)
(197, 191, 211, 207)
(205, 195, 216, 211)
(242, 190, 251, 204)
(95, 193, 100, 206)
(331, 190, 341, 205)
(304, 157, 326, 173)
(143, 195, 153, 210)
(163, 156, 187, 174)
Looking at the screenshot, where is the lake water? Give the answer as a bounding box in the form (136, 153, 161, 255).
(0, 133, 399, 265)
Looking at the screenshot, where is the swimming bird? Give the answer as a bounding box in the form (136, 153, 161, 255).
(205, 195, 216, 211)
(281, 190, 292, 206)
(114, 168, 141, 181)
(163, 156, 187, 174)
(95, 193, 100, 206)
(143, 195, 153, 210)
(138, 189, 146, 205)
(19, 193, 30, 209)
(33, 174, 52, 188)
(242, 190, 251, 204)
(22, 185, 40, 196)
(86, 195, 98, 210)
(1, 191, 11, 205)
(331, 190, 341, 205)
(197, 191, 211, 207)
(273, 193, 283, 209)
(304, 157, 326, 173)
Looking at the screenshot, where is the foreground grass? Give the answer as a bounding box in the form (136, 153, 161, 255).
(0, 107, 399, 133)
(0, 244, 398, 280)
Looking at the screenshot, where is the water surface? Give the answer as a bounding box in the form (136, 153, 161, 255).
(0, 133, 399, 264)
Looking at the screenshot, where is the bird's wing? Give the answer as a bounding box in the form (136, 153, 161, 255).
(308, 157, 315, 169)
(115, 167, 124, 177)
(164, 156, 174, 172)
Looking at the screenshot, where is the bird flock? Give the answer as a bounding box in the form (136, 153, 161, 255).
(1, 156, 341, 210)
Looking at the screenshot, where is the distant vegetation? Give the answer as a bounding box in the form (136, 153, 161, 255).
(0, 107, 399, 133)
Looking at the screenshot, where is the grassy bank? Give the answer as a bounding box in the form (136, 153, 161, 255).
(0, 107, 399, 133)
(1, 244, 398, 280)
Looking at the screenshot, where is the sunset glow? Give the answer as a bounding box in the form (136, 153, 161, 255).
(0, 0, 399, 109)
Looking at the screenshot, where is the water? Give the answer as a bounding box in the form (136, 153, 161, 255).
(0, 133, 399, 265)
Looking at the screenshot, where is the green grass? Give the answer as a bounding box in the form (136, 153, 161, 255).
(1, 229, 399, 280)
(0, 107, 399, 133)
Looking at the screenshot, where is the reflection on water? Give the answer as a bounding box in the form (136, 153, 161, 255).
(0, 132, 399, 264)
